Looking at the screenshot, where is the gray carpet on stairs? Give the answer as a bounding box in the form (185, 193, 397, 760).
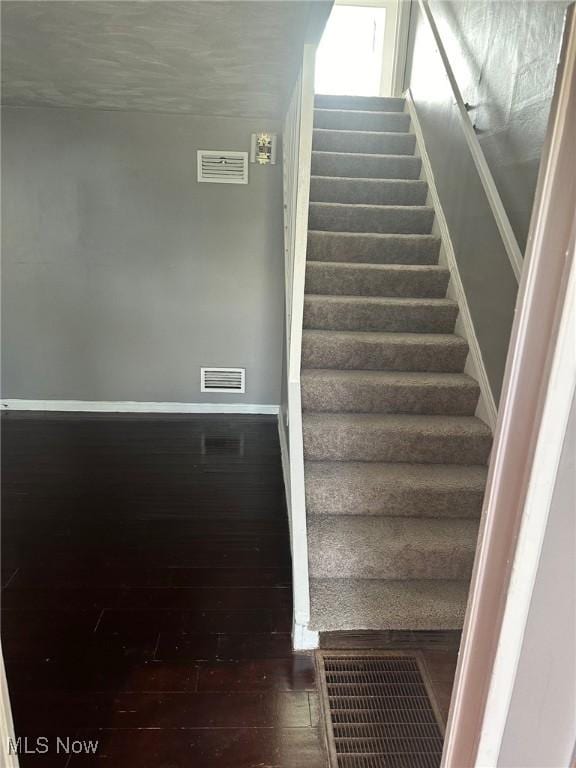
(313, 128, 416, 155)
(300, 369, 480, 415)
(305, 262, 450, 297)
(309, 202, 435, 234)
(309, 579, 470, 631)
(303, 295, 459, 333)
(312, 151, 422, 179)
(303, 413, 492, 464)
(308, 516, 479, 580)
(307, 231, 441, 264)
(301, 330, 469, 372)
(305, 462, 487, 518)
(310, 177, 428, 205)
(315, 94, 406, 111)
(303, 95, 492, 633)
(314, 108, 411, 132)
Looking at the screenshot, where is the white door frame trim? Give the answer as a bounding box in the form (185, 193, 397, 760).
(477, 250, 575, 766)
(442, 7, 576, 765)
(0, 649, 19, 768)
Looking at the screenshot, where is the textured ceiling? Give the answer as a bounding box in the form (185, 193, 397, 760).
(1, 1, 323, 118)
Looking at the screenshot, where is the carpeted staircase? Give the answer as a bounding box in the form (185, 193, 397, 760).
(302, 94, 492, 632)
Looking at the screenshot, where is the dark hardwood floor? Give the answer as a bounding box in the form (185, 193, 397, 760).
(1, 413, 327, 767)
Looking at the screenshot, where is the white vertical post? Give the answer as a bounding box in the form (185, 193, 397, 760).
(282, 44, 318, 647)
(0, 648, 19, 768)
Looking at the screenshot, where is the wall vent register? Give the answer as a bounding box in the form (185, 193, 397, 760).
(197, 150, 249, 184)
(200, 367, 246, 393)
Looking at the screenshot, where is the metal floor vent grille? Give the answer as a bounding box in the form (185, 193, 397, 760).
(317, 652, 444, 768)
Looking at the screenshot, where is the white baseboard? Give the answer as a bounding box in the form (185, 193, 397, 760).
(293, 621, 319, 651)
(406, 90, 498, 431)
(1, 399, 279, 415)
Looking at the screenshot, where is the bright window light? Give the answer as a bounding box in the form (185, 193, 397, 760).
(315, 5, 386, 96)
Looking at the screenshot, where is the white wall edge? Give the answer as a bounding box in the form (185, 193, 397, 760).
(277, 411, 290, 497)
(293, 622, 319, 651)
(477, 256, 576, 766)
(0, 649, 19, 768)
(1, 400, 280, 415)
(277, 412, 293, 543)
(282, 43, 317, 630)
(406, 90, 498, 431)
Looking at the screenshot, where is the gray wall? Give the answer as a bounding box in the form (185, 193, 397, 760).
(498, 392, 576, 767)
(1, 107, 284, 404)
(423, 1, 569, 253)
(406, 1, 568, 402)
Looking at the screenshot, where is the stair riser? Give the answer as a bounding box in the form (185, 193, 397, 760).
(313, 130, 416, 156)
(312, 153, 421, 180)
(315, 110, 411, 132)
(308, 542, 475, 581)
(310, 178, 428, 206)
(303, 423, 492, 464)
(301, 334, 469, 372)
(304, 299, 458, 333)
(305, 264, 448, 298)
(307, 232, 441, 265)
(309, 204, 434, 235)
(301, 379, 479, 415)
(315, 95, 405, 111)
(306, 480, 485, 518)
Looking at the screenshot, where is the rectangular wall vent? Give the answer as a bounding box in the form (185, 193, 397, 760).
(197, 151, 249, 184)
(201, 367, 246, 393)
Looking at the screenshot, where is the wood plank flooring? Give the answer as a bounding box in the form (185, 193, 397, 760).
(1, 413, 327, 767)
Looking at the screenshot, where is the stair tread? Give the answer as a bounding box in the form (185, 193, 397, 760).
(303, 412, 491, 465)
(314, 128, 414, 137)
(305, 294, 457, 306)
(310, 202, 434, 212)
(307, 232, 442, 265)
(303, 328, 464, 341)
(301, 368, 479, 416)
(314, 110, 411, 134)
(301, 368, 477, 386)
(304, 296, 458, 334)
(306, 459, 487, 492)
(310, 175, 424, 184)
(309, 202, 433, 235)
(308, 515, 478, 580)
(313, 150, 418, 160)
(304, 411, 490, 433)
(309, 230, 438, 240)
(309, 513, 480, 536)
(306, 262, 446, 273)
(309, 578, 469, 631)
(305, 262, 450, 296)
(305, 461, 486, 517)
(301, 330, 469, 373)
(314, 109, 408, 118)
(315, 95, 405, 111)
